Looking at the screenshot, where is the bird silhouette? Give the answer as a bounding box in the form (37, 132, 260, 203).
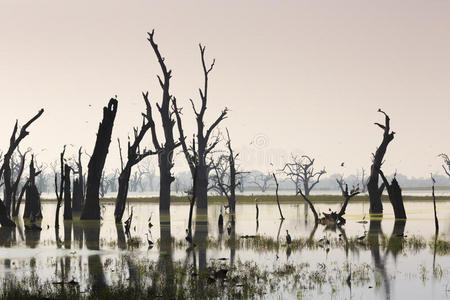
(185, 229, 196, 247)
(145, 233, 154, 247)
(357, 232, 367, 241)
(148, 212, 153, 228)
(286, 230, 292, 245)
(340, 162, 345, 167)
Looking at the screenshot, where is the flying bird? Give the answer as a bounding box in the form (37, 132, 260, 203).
(340, 162, 345, 167)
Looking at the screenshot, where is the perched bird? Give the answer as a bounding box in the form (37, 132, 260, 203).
(145, 233, 154, 247)
(357, 233, 367, 241)
(185, 229, 196, 247)
(319, 235, 329, 244)
(286, 230, 292, 245)
(148, 212, 153, 228)
(214, 269, 228, 280)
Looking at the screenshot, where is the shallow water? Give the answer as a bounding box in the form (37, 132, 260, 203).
(0, 199, 449, 299)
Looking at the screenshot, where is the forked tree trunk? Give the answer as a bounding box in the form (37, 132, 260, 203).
(368, 110, 395, 214)
(81, 98, 118, 220)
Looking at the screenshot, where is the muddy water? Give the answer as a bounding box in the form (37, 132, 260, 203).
(0, 199, 449, 299)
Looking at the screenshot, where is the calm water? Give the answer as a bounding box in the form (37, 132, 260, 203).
(0, 199, 449, 299)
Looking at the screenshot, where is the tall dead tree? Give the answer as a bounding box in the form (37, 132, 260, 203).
(145, 30, 181, 215)
(10, 148, 30, 217)
(72, 147, 84, 212)
(54, 146, 65, 228)
(0, 109, 44, 227)
(81, 98, 118, 220)
(63, 164, 72, 220)
(379, 170, 406, 219)
(272, 173, 285, 220)
(173, 44, 228, 213)
(281, 155, 326, 195)
(114, 96, 158, 223)
(210, 129, 241, 216)
(367, 109, 395, 213)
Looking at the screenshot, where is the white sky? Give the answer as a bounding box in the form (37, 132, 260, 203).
(1, 0, 450, 178)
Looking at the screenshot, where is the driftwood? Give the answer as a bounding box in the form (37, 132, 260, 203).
(298, 180, 359, 226)
(81, 98, 118, 220)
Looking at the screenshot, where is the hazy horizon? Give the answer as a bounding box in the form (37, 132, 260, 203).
(1, 0, 450, 178)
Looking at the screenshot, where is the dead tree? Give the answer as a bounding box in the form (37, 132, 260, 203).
(430, 174, 439, 234)
(272, 173, 285, 220)
(210, 129, 241, 216)
(63, 164, 72, 220)
(72, 147, 84, 212)
(367, 109, 395, 213)
(114, 98, 158, 223)
(10, 148, 30, 217)
(21, 155, 42, 219)
(236, 173, 248, 193)
(378, 170, 406, 219)
(360, 168, 368, 193)
(281, 155, 326, 196)
(251, 172, 273, 193)
(298, 179, 359, 225)
(0, 109, 44, 227)
(173, 44, 228, 213)
(439, 153, 450, 179)
(81, 98, 118, 220)
(145, 31, 181, 215)
(54, 146, 66, 228)
(209, 155, 229, 196)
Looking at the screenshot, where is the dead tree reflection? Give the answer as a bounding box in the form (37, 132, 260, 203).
(159, 215, 175, 299)
(368, 218, 390, 300)
(82, 222, 106, 295)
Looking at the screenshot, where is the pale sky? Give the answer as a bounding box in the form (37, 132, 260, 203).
(1, 0, 450, 178)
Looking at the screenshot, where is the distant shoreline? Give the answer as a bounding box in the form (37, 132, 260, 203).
(40, 194, 450, 204)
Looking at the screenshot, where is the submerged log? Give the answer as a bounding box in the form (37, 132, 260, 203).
(81, 98, 118, 220)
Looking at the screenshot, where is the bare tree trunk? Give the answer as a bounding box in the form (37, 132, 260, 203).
(297, 188, 318, 223)
(368, 109, 395, 214)
(81, 98, 118, 220)
(114, 167, 131, 223)
(63, 164, 72, 220)
(379, 171, 406, 219)
(273, 173, 285, 220)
